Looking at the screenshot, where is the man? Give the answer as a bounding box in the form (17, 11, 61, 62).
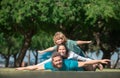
(16, 52, 110, 71)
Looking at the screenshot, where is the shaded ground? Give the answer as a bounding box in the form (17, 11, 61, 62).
(0, 68, 120, 78)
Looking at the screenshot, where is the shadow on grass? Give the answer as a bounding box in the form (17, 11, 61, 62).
(0, 68, 120, 78)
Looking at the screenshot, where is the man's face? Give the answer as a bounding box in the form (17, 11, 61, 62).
(52, 56, 63, 69)
(57, 45, 66, 57)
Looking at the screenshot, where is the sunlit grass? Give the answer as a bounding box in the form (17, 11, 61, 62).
(0, 68, 120, 72)
(96, 68, 120, 72)
(0, 68, 119, 78)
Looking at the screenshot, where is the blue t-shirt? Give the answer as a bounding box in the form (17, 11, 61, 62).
(44, 59, 84, 71)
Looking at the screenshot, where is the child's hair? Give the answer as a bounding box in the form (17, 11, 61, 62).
(53, 32, 67, 45)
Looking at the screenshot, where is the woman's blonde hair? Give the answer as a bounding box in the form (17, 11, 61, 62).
(53, 32, 67, 45)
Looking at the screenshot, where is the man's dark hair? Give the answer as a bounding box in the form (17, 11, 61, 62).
(52, 52, 62, 60)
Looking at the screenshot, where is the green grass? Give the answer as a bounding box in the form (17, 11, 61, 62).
(0, 68, 120, 72)
(96, 68, 120, 72)
(0, 68, 120, 78)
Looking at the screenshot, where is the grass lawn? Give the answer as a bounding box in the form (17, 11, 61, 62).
(0, 68, 120, 78)
(0, 68, 120, 72)
(96, 68, 120, 72)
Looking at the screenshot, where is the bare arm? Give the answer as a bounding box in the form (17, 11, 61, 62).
(16, 65, 45, 70)
(37, 47, 55, 54)
(69, 51, 92, 61)
(78, 59, 110, 67)
(76, 40, 92, 45)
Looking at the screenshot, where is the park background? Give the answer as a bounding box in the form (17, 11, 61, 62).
(0, 0, 120, 70)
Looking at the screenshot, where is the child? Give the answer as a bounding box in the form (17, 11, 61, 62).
(38, 32, 92, 57)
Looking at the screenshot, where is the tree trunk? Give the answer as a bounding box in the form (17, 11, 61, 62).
(13, 54, 17, 67)
(5, 56, 10, 67)
(27, 50, 30, 65)
(32, 50, 38, 65)
(4, 46, 11, 67)
(35, 51, 38, 65)
(93, 32, 100, 47)
(15, 32, 33, 67)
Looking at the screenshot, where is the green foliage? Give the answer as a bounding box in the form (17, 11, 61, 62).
(0, 33, 23, 55)
(83, 0, 119, 24)
(0, 0, 120, 62)
(31, 31, 54, 50)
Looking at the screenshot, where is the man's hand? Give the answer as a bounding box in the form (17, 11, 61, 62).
(16, 67, 24, 70)
(100, 59, 110, 64)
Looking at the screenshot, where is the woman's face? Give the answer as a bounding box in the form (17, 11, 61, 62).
(57, 45, 66, 57)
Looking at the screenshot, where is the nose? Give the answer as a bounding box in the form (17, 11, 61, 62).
(56, 60, 61, 64)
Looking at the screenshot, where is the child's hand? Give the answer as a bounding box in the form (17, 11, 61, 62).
(87, 41, 92, 43)
(38, 50, 44, 54)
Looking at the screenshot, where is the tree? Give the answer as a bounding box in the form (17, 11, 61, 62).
(30, 31, 54, 64)
(1, 0, 120, 67)
(0, 33, 22, 67)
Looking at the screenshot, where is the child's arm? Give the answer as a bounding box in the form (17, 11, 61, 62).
(37, 47, 55, 54)
(76, 40, 92, 45)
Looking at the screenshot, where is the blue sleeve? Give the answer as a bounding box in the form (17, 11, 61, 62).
(69, 60, 78, 69)
(44, 62, 52, 70)
(68, 60, 85, 71)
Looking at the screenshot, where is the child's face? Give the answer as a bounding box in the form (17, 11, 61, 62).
(55, 38, 64, 45)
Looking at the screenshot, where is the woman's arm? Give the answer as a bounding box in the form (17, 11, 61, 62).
(68, 51, 92, 61)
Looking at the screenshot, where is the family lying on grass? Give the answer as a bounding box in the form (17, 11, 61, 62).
(16, 44, 110, 71)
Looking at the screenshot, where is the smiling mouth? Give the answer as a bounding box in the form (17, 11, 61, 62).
(57, 62, 62, 66)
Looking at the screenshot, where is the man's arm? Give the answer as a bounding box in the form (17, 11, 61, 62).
(16, 65, 45, 70)
(78, 59, 110, 67)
